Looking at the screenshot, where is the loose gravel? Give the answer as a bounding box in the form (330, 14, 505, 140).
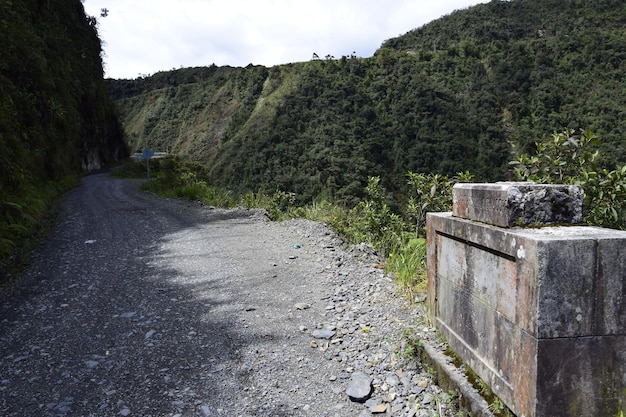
(0, 173, 465, 416)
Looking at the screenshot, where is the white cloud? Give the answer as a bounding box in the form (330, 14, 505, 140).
(84, 0, 488, 79)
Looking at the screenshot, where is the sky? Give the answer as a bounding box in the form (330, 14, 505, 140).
(83, 0, 489, 80)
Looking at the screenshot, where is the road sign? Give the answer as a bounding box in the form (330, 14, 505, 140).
(142, 147, 154, 180)
(141, 147, 154, 160)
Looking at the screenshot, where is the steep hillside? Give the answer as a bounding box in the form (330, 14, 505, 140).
(382, 0, 626, 159)
(109, 0, 626, 206)
(0, 0, 128, 272)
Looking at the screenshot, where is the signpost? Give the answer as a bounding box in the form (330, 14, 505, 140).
(141, 147, 154, 180)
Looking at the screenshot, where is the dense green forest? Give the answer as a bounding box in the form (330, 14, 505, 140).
(109, 0, 626, 208)
(0, 0, 128, 274)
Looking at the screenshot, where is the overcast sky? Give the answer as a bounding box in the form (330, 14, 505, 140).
(83, 0, 489, 79)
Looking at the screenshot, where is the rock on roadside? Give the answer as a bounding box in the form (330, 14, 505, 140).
(346, 372, 373, 402)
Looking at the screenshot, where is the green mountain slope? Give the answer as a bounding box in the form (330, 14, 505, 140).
(1, 0, 128, 272)
(109, 0, 626, 206)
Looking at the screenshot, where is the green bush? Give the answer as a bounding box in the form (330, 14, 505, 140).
(1, 176, 77, 277)
(510, 128, 626, 229)
(139, 156, 211, 196)
(328, 176, 406, 257)
(112, 159, 150, 178)
(240, 190, 296, 221)
(289, 198, 345, 224)
(406, 171, 473, 237)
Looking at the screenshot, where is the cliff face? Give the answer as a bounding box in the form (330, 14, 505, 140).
(0, 0, 128, 270)
(0, 0, 128, 185)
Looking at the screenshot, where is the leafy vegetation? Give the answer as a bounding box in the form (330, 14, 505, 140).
(406, 171, 474, 237)
(511, 128, 626, 229)
(109, 0, 626, 210)
(110, 0, 626, 299)
(116, 156, 299, 221)
(0, 0, 128, 277)
(125, 125, 626, 298)
(5, 0, 626, 288)
(324, 172, 475, 296)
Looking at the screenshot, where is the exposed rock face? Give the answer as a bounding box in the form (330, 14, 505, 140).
(81, 148, 103, 172)
(452, 182, 584, 227)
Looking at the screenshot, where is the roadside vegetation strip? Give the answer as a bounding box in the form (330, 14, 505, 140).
(115, 129, 626, 302)
(113, 156, 448, 297)
(0, 175, 79, 283)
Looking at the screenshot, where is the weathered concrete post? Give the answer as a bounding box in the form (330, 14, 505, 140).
(426, 182, 626, 417)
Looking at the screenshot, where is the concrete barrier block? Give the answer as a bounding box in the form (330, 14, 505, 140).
(536, 335, 626, 417)
(427, 212, 626, 417)
(452, 182, 584, 227)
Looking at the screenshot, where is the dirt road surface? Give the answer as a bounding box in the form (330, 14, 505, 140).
(0, 173, 458, 417)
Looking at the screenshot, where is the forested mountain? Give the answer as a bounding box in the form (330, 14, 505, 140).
(1, 0, 128, 271)
(109, 0, 626, 207)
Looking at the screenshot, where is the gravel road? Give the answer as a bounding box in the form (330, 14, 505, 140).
(0, 173, 463, 417)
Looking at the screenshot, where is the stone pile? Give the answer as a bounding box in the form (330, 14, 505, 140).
(284, 219, 466, 417)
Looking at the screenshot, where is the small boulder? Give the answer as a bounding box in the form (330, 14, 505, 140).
(346, 372, 373, 402)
